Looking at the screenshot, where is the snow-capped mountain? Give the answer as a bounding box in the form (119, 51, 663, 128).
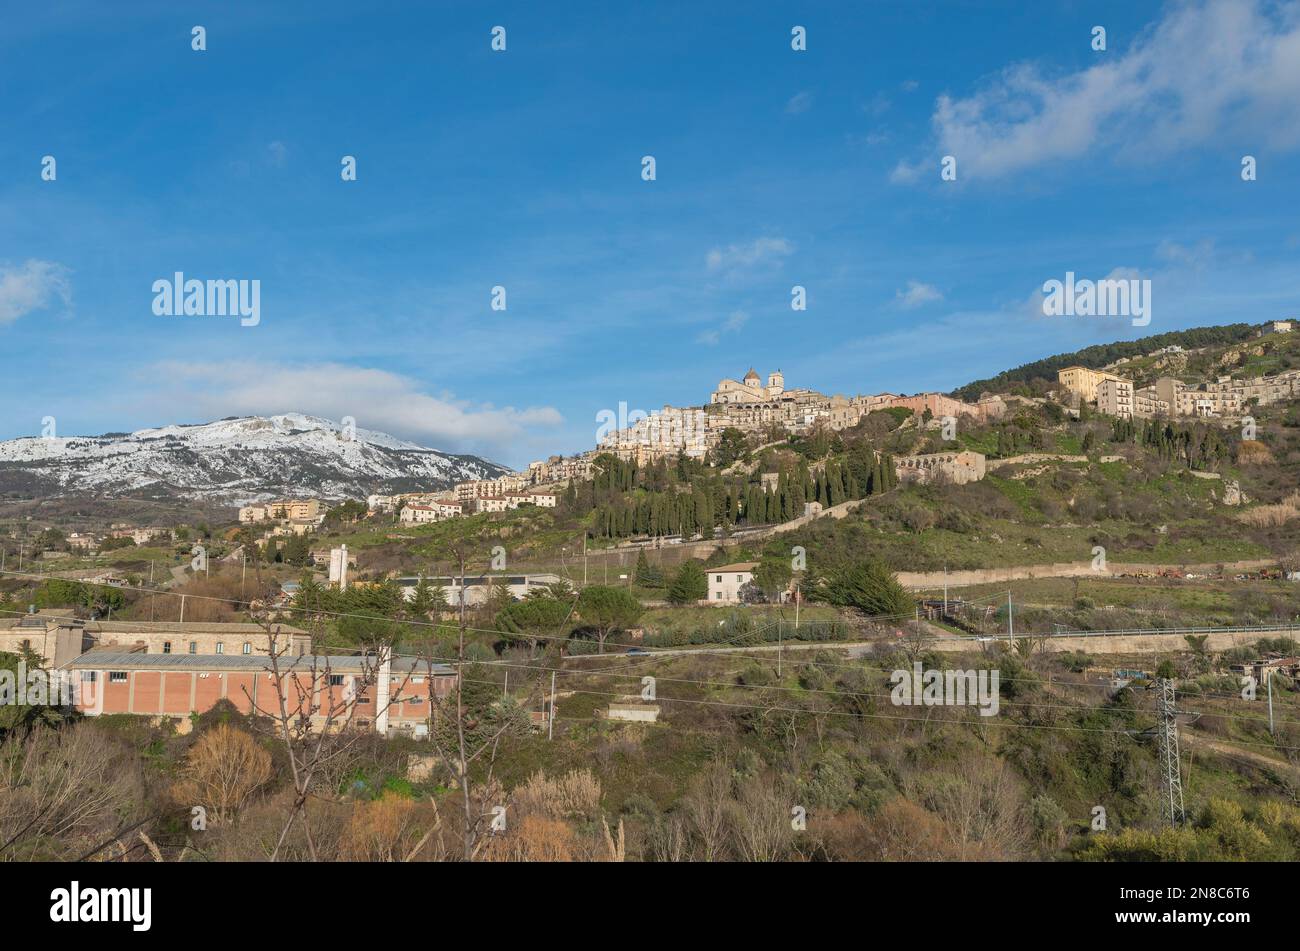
(0, 414, 511, 506)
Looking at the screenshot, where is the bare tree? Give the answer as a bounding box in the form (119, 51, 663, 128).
(418, 545, 585, 860)
(174, 723, 272, 826)
(727, 773, 795, 861)
(681, 757, 732, 861)
(0, 722, 145, 862)
(243, 616, 410, 861)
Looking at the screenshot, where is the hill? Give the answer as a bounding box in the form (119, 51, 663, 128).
(0, 414, 509, 507)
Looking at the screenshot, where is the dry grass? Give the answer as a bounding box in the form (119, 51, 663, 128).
(1238, 490, 1300, 528)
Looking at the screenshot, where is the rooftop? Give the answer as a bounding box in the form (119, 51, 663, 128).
(64, 651, 455, 675)
(0, 615, 307, 635)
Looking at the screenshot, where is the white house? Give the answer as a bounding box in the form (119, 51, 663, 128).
(707, 562, 759, 603)
(399, 505, 439, 525)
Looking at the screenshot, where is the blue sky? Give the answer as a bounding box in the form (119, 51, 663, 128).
(3, 0, 1299, 467)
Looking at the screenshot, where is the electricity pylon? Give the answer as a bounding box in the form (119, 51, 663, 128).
(1156, 678, 1186, 826)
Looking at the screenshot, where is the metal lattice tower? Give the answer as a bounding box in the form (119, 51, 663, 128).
(1156, 678, 1186, 826)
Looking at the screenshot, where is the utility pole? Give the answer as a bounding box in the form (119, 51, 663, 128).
(458, 552, 467, 629)
(1156, 678, 1186, 826)
(548, 670, 557, 741)
(1007, 590, 1013, 641)
(1267, 669, 1275, 736)
(180, 594, 186, 623)
(777, 620, 784, 678)
(943, 566, 948, 618)
(583, 535, 588, 587)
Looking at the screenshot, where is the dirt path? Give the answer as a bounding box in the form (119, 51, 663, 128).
(1181, 731, 1300, 779)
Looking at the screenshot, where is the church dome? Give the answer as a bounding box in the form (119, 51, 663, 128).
(743, 368, 760, 382)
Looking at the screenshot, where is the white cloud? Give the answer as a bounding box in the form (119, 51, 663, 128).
(785, 91, 814, 114)
(696, 310, 750, 345)
(145, 360, 563, 457)
(0, 259, 72, 325)
(864, 92, 891, 117)
(894, 280, 944, 308)
(705, 237, 794, 273)
(1156, 238, 1218, 271)
(889, 159, 924, 184)
(902, 0, 1300, 180)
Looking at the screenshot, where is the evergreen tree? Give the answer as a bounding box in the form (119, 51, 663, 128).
(667, 560, 708, 604)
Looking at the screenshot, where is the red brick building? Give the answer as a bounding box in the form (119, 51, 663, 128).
(66, 652, 457, 736)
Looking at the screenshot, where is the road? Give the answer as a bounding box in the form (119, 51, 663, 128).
(568, 622, 1300, 661)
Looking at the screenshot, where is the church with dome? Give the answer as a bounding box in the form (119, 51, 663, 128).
(711, 368, 786, 404)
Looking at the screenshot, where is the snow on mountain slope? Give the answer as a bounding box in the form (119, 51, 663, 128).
(0, 414, 511, 505)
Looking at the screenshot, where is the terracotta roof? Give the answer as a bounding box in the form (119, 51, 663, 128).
(711, 562, 759, 573)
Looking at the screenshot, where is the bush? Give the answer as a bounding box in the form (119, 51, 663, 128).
(736, 663, 775, 686)
(1057, 651, 1092, 673)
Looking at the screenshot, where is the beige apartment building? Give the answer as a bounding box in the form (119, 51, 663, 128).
(239, 499, 323, 522)
(1134, 387, 1171, 418)
(1097, 377, 1135, 418)
(527, 454, 594, 485)
(454, 477, 529, 502)
(1057, 366, 1128, 403)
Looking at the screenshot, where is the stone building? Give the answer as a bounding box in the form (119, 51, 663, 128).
(0, 615, 312, 665)
(894, 450, 987, 486)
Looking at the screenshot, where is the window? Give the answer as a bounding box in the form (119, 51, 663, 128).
(162, 641, 171, 654)
(81, 671, 98, 683)
(214, 643, 224, 654)
(109, 671, 127, 683)
(328, 674, 345, 687)
(242, 642, 251, 655)
(714, 592, 722, 600)
(736, 574, 744, 581)
(188, 642, 197, 654)
(715, 575, 722, 582)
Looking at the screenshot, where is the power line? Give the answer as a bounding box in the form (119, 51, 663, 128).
(457, 675, 1300, 753)
(5, 571, 1296, 715)
(460, 655, 1300, 731)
